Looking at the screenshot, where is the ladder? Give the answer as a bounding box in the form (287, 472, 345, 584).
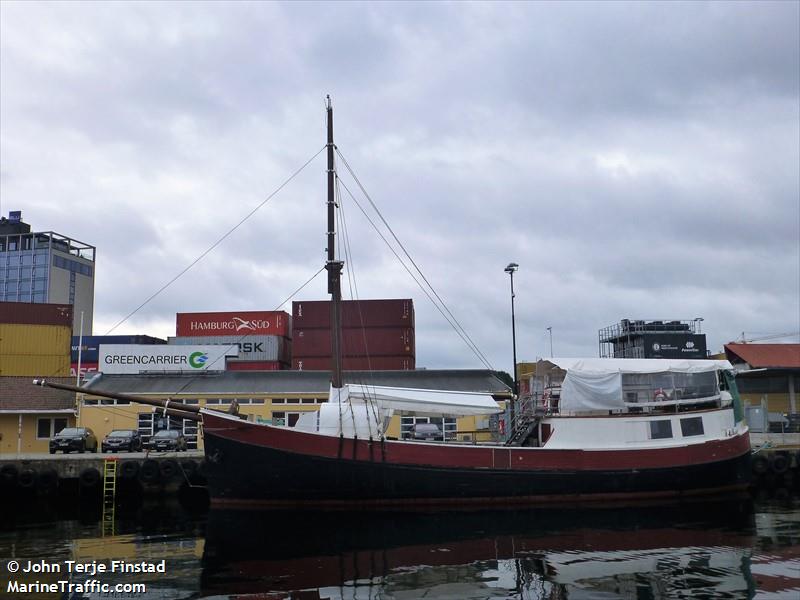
(102, 458, 118, 537)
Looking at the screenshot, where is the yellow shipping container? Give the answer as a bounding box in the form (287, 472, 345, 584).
(0, 324, 71, 356)
(0, 354, 70, 376)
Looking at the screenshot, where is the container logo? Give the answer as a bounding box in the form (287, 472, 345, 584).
(189, 352, 208, 368)
(232, 317, 258, 332)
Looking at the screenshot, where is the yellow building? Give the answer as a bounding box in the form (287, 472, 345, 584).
(724, 343, 800, 418)
(0, 302, 75, 453)
(79, 370, 512, 450)
(0, 377, 76, 454)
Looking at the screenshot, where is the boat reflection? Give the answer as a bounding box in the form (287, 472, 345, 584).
(201, 497, 758, 599)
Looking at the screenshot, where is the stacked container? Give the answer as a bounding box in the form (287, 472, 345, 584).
(291, 299, 415, 371)
(72, 334, 166, 378)
(172, 310, 292, 370)
(0, 302, 72, 376)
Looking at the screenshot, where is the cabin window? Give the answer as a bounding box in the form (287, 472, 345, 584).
(272, 411, 301, 427)
(680, 417, 704, 437)
(649, 420, 673, 440)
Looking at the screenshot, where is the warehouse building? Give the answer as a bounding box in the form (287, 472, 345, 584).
(724, 343, 800, 431)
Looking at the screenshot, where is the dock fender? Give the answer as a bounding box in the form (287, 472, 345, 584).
(139, 459, 160, 484)
(180, 459, 197, 477)
(770, 453, 790, 475)
(18, 469, 37, 489)
(751, 455, 769, 475)
(37, 468, 59, 493)
(79, 468, 100, 489)
(0, 464, 19, 487)
(119, 461, 140, 480)
(159, 459, 179, 480)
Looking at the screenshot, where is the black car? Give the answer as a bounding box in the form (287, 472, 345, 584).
(50, 427, 98, 454)
(102, 429, 142, 453)
(149, 429, 188, 452)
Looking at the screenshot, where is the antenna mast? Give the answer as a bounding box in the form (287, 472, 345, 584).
(325, 96, 344, 388)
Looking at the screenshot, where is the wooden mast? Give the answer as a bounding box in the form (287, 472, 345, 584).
(325, 95, 344, 389)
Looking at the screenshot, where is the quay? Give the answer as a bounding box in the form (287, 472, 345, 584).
(0, 451, 207, 503)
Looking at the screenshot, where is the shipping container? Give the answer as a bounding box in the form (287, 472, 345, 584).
(226, 360, 286, 371)
(176, 311, 290, 337)
(70, 362, 100, 379)
(0, 354, 71, 376)
(0, 301, 73, 327)
(168, 335, 290, 362)
(293, 327, 414, 357)
(292, 299, 414, 329)
(292, 356, 415, 371)
(0, 324, 72, 356)
(71, 334, 165, 361)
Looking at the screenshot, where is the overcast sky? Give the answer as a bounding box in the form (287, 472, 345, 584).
(1, 1, 798, 370)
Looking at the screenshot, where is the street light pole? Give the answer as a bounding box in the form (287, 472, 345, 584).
(505, 263, 519, 396)
(547, 326, 553, 358)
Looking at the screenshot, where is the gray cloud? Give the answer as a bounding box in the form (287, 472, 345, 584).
(1, 1, 797, 368)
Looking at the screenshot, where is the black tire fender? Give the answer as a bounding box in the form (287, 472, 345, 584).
(79, 468, 101, 489)
(0, 464, 19, 486)
(18, 468, 37, 489)
(752, 455, 769, 475)
(139, 459, 160, 484)
(159, 459, 179, 480)
(180, 459, 197, 477)
(38, 468, 59, 493)
(119, 460, 140, 480)
(771, 453, 790, 474)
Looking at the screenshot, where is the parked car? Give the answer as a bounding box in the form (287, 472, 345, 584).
(149, 429, 188, 452)
(102, 429, 142, 453)
(49, 427, 98, 454)
(411, 423, 443, 441)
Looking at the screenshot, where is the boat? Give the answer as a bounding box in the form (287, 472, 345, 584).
(34, 98, 751, 507)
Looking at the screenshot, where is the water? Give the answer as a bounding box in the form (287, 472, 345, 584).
(1, 492, 798, 600)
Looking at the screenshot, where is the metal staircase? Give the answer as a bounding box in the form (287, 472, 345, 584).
(504, 395, 542, 446)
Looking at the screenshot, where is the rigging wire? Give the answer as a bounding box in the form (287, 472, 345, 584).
(335, 168, 494, 371)
(103, 144, 327, 337)
(335, 147, 494, 370)
(336, 177, 381, 435)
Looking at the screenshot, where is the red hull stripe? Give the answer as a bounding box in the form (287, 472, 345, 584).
(202, 412, 751, 472)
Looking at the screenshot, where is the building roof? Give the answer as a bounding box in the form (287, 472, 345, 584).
(724, 343, 800, 369)
(0, 377, 76, 412)
(82, 369, 512, 398)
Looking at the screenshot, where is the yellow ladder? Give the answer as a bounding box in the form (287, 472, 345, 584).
(102, 458, 118, 536)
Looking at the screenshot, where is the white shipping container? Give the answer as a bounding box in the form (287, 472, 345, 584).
(167, 335, 289, 362)
(99, 344, 236, 374)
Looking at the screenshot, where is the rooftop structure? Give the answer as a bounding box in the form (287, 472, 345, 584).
(0, 211, 96, 335)
(599, 319, 707, 359)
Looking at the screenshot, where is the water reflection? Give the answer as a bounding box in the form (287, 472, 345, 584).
(201, 498, 764, 599)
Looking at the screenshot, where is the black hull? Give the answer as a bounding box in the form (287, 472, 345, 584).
(203, 431, 751, 507)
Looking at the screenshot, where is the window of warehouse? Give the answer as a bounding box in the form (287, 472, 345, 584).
(37, 417, 68, 439)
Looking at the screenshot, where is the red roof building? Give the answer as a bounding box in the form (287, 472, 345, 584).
(724, 343, 800, 369)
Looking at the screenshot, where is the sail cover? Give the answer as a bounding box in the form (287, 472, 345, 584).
(335, 384, 503, 416)
(543, 358, 733, 413)
(293, 384, 501, 438)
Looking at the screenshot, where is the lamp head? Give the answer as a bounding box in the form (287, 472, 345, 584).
(504, 262, 519, 274)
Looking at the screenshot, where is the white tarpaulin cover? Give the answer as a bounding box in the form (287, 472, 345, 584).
(544, 358, 732, 413)
(337, 384, 503, 416)
(293, 383, 501, 438)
